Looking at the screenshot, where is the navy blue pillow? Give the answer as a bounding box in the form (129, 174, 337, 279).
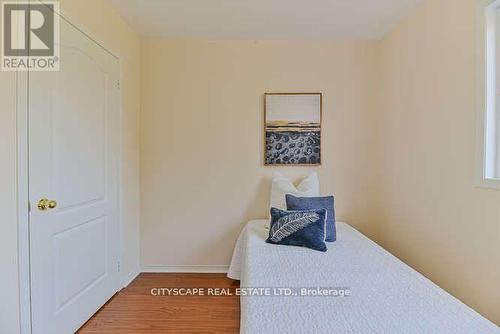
(286, 194, 336, 242)
(266, 207, 328, 252)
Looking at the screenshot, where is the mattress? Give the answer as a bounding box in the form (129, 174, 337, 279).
(228, 220, 499, 334)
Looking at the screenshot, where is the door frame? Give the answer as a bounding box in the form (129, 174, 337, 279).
(16, 7, 124, 334)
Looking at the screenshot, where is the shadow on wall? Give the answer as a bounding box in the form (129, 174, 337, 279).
(162, 172, 322, 265)
(187, 176, 272, 264)
(243, 176, 272, 220)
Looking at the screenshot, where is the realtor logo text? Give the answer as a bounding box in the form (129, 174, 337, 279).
(2, 1, 60, 71)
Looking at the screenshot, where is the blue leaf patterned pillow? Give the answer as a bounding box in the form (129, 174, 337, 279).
(266, 207, 328, 252)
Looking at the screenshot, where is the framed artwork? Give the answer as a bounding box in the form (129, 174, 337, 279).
(264, 93, 322, 166)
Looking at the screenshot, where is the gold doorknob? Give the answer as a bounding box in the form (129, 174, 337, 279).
(37, 198, 57, 211)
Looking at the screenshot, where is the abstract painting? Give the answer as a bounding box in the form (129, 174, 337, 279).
(264, 93, 322, 165)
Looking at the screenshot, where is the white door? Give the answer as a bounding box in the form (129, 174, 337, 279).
(29, 15, 121, 334)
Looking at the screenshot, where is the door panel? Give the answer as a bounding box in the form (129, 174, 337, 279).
(29, 14, 120, 334)
(52, 47, 107, 209)
(53, 216, 107, 311)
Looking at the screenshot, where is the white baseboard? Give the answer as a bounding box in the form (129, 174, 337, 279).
(142, 265, 229, 273)
(121, 269, 141, 288)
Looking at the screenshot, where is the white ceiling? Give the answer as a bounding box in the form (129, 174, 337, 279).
(110, 0, 423, 40)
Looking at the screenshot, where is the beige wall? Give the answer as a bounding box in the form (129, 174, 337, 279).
(140, 39, 378, 266)
(374, 0, 500, 325)
(0, 1, 141, 332)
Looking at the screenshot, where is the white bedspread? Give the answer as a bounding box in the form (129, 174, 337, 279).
(228, 220, 499, 334)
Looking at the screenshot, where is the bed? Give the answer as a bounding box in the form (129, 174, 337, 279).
(228, 220, 499, 334)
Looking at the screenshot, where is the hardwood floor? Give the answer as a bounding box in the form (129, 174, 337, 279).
(78, 273, 240, 334)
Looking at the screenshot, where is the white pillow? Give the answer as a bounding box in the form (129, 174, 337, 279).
(270, 172, 320, 211)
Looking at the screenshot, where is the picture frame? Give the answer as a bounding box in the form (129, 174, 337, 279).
(264, 93, 322, 166)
